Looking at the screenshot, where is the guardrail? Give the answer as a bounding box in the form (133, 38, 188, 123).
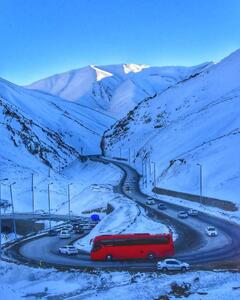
(153, 187, 237, 212)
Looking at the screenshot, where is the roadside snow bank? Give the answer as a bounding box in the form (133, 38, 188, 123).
(1, 261, 240, 299)
(74, 192, 170, 252)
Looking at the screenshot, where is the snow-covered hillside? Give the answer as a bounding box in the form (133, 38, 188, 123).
(103, 49, 240, 203)
(0, 77, 114, 172)
(27, 63, 212, 118)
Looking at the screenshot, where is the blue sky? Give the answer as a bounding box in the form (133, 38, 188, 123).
(1, 0, 240, 85)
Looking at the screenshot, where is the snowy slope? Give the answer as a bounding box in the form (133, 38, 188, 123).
(0, 77, 114, 173)
(103, 49, 240, 203)
(27, 63, 212, 118)
(0, 76, 117, 213)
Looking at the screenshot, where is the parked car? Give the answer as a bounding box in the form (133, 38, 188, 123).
(47, 229, 58, 236)
(206, 226, 218, 237)
(157, 259, 190, 272)
(188, 209, 198, 216)
(158, 203, 167, 210)
(59, 230, 71, 239)
(59, 245, 78, 255)
(177, 211, 188, 219)
(146, 197, 155, 205)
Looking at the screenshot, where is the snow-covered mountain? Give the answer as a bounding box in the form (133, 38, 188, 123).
(0, 77, 114, 176)
(27, 63, 212, 118)
(103, 50, 240, 202)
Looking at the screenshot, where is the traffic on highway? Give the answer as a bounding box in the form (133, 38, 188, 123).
(1, 156, 240, 273)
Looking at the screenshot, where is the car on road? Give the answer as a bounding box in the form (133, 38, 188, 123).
(158, 203, 167, 210)
(59, 230, 71, 239)
(47, 229, 58, 236)
(82, 224, 93, 231)
(75, 226, 84, 234)
(59, 245, 79, 255)
(157, 259, 190, 272)
(62, 224, 74, 232)
(177, 211, 188, 219)
(206, 226, 218, 237)
(71, 222, 80, 229)
(188, 209, 199, 216)
(40, 211, 48, 217)
(146, 197, 155, 205)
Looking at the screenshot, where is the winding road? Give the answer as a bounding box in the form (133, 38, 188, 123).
(2, 156, 240, 271)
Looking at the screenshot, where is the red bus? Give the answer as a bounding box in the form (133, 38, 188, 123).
(90, 233, 174, 261)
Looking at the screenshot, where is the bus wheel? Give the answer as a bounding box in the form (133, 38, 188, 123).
(147, 253, 155, 260)
(106, 254, 113, 261)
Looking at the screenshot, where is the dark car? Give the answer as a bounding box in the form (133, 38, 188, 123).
(75, 226, 84, 234)
(158, 203, 167, 210)
(71, 222, 81, 229)
(47, 229, 58, 236)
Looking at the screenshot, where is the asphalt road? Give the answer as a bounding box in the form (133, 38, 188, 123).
(3, 156, 240, 271)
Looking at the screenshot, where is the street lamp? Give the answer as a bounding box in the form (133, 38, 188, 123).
(9, 182, 17, 240)
(67, 183, 73, 222)
(0, 178, 8, 258)
(48, 183, 53, 229)
(152, 162, 156, 188)
(196, 163, 203, 205)
(31, 173, 35, 214)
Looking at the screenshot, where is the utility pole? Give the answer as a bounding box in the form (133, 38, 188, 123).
(48, 183, 53, 229)
(141, 158, 145, 188)
(145, 158, 148, 188)
(148, 157, 151, 176)
(119, 147, 122, 158)
(10, 182, 17, 240)
(197, 163, 203, 204)
(48, 167, 51, 178)
(0, 178, 8, 258)
(67, 183, 72, 222)
(31, 173, 35, 214)
(153, 162, 156, 188)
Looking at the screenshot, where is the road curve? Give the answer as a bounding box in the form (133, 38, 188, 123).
(3, 156, 240, 271)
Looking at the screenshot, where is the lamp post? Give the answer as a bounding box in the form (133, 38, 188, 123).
(197, 163, 203, 205)
(152, 162, 156, 188)
(9, 182, 17, 239)
(48, 183, 53, 229)
(0, 178, 8, 258)
(67, 183, 72, 222)
(31, 173, 35, 214)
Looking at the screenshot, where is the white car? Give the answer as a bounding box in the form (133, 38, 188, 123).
(178, 211, 188, 219)
(63, 224, 74, 232)
(157, 259, 190, 272)
(206, 226, 218, 237)
(59, 245, 78, 255)
(146, 197, 155, 205)
(59, 230, 71, 239)
(188, 209, 199, 216)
